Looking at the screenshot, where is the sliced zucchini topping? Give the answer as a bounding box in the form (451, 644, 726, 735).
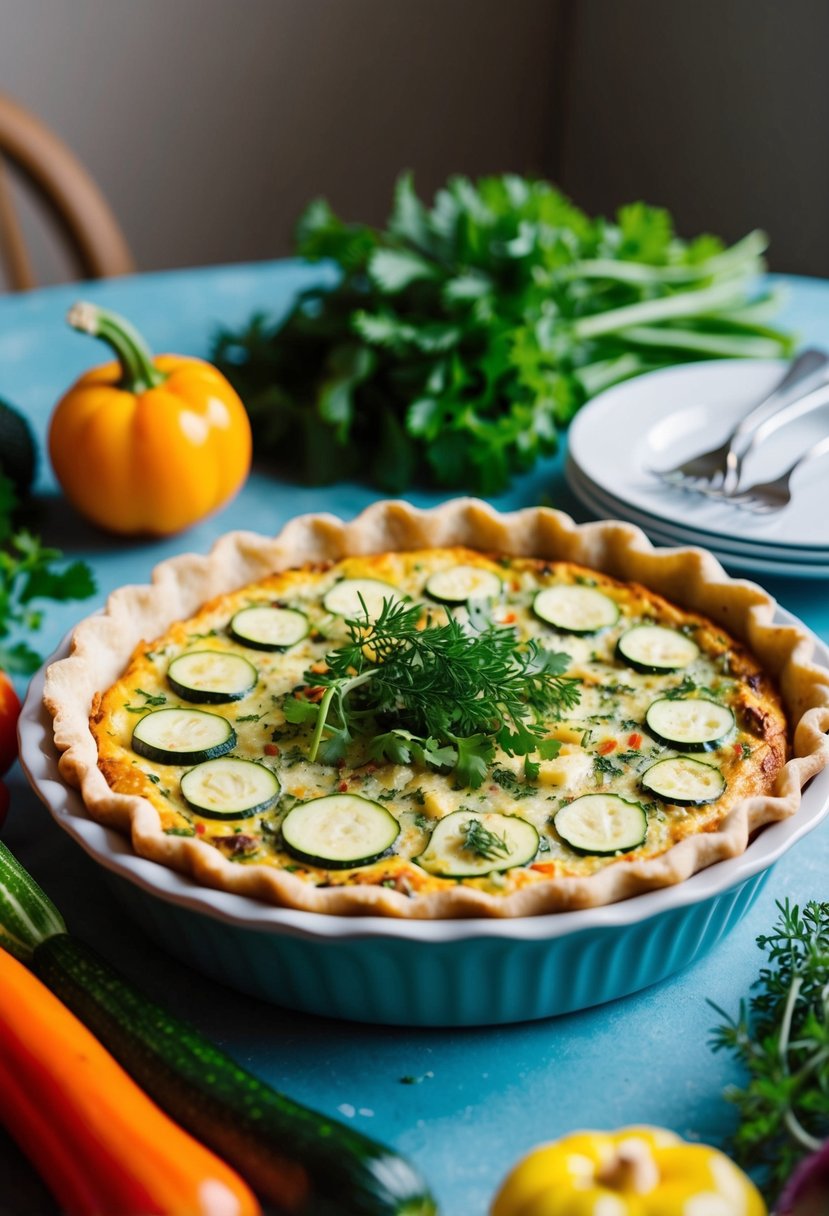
(229, 606, 309, 651)
(533, 585, 619, 635)
(181, 757, 279, 819)
(554, 794, 647, 855)
(132, 708, 236, 766)
(280, 794, 399, 869)
(167, 651, 258, 704)
(645, 698, 735, 752)
(641, 756, 726, 806)
(617, 625, 700, 673)
(424, 565, 502, 605)
(322, 578, 403, 620)
(414, 810, 539, 878)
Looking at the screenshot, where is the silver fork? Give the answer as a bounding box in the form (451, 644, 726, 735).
(653, 347, 829, 492)
(726, 433, 829, 513)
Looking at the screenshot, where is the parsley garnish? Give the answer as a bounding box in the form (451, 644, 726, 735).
(593, 754, 622, 779)
(461, 817, 510, 861)
(284, 597, 580, 788)
(125, 688, 167, 713)
(663, 676, 698, 700)
(491, 765, 549, 798)
(135, 688, 166, 705)
(709, 900, 829, 1199)
(0, 477, 95, 674)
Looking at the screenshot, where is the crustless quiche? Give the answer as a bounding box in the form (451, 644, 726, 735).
(45, 500, 829, 917)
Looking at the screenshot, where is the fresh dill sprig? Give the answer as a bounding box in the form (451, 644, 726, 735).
(461, 818, 510, 861)
(283, 596, 580, 787)
(709, 899, 829, 1199)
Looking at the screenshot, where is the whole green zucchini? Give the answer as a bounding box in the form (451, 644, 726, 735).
(0, 843, 437, 1216)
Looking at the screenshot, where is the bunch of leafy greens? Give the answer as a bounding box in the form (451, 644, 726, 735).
(0, 476, 95, 674)
(213, 173, 794, 494)
(283, 596, 580, 788)
(709, 900, 829, 1200)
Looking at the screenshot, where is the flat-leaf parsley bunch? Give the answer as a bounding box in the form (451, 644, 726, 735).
(214, 173, 793, 494)
(283, 596, 580, 788)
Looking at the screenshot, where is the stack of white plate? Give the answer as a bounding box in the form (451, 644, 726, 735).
(566, 359, 829, 580)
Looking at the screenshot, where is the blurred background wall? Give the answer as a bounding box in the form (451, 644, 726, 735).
(0, 0, 827, 286)
(0, 0, 562, 284)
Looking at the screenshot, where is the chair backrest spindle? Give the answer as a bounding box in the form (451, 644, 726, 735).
(0, 92, 134, 291)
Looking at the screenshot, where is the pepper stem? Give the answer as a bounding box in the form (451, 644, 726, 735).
(597, 1141, 659, 1193)
(67, 301, 167, 393)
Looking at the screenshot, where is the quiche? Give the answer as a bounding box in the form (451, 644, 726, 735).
(45, 500, 829, 918)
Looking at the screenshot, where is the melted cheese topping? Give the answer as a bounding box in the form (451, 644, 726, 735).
(93, 549, 788, 899)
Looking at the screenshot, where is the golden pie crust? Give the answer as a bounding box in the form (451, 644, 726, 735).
(44, 499, 829, 918)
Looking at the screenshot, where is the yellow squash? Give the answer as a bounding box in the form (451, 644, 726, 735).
(491, 1125, 766, 1216)
(49, 302, 252, 536)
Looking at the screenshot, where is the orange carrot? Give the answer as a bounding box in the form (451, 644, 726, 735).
(0, 949, 261, 1216)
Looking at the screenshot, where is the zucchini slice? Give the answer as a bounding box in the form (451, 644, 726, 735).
(424, 565, 502, 605)
(616, 625, 700, 673)
(645, 698, 735, 752)
(132, 708, 236, 766)
(554, 794, 647, 855)
(533, 585, 619, 634)
(641, 756, 726, 805)
(167, 651, 257, 704)
(181, 757, 279, 819)
(322, 578, 402, 620)
(414, 810, 539, 878)
(229, 606, 309, 651)
(281, 794, 399, 869)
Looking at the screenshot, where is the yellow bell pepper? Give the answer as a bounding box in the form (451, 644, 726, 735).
(491, 1126, 767, 1216)
(49, 302, 252, 536)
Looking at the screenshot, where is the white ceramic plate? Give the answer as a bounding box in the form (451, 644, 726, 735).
(567, 458, 829, 562)
(571, 486, 829, 580)
(567, 462, 829, 580)
(569, 359, 829, 550)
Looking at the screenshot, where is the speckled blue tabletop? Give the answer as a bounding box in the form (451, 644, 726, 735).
(2, 264, 828, 1215)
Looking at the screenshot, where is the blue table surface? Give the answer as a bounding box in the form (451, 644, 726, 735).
(2, 264, 829, 1215)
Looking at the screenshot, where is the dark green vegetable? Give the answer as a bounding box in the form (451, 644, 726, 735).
(709, 899, 829, 1203)
(0, 400, 36, 496)
(0, 842, 437, 1216)
(213, 173, 794, 494)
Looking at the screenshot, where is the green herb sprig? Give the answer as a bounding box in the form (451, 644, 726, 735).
(214, 174, 793, 495)
(460, 818, 510, 861)
(283, 596, 579, 787)
(709, 899, 829, 1198)
(0, 477, 95, 674)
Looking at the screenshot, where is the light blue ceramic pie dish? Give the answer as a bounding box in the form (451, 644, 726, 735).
(19, 611, 829, 1027)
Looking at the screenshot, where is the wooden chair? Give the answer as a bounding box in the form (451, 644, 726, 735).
(0, 92, 134, 291)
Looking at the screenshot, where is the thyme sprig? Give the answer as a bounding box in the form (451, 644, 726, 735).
(709, 899, 829, 1198)
(283, 596, 580, 787)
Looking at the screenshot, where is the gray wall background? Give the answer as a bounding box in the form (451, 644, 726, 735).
(0, 0, 562, 284)
(1, 0, 827, 285)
